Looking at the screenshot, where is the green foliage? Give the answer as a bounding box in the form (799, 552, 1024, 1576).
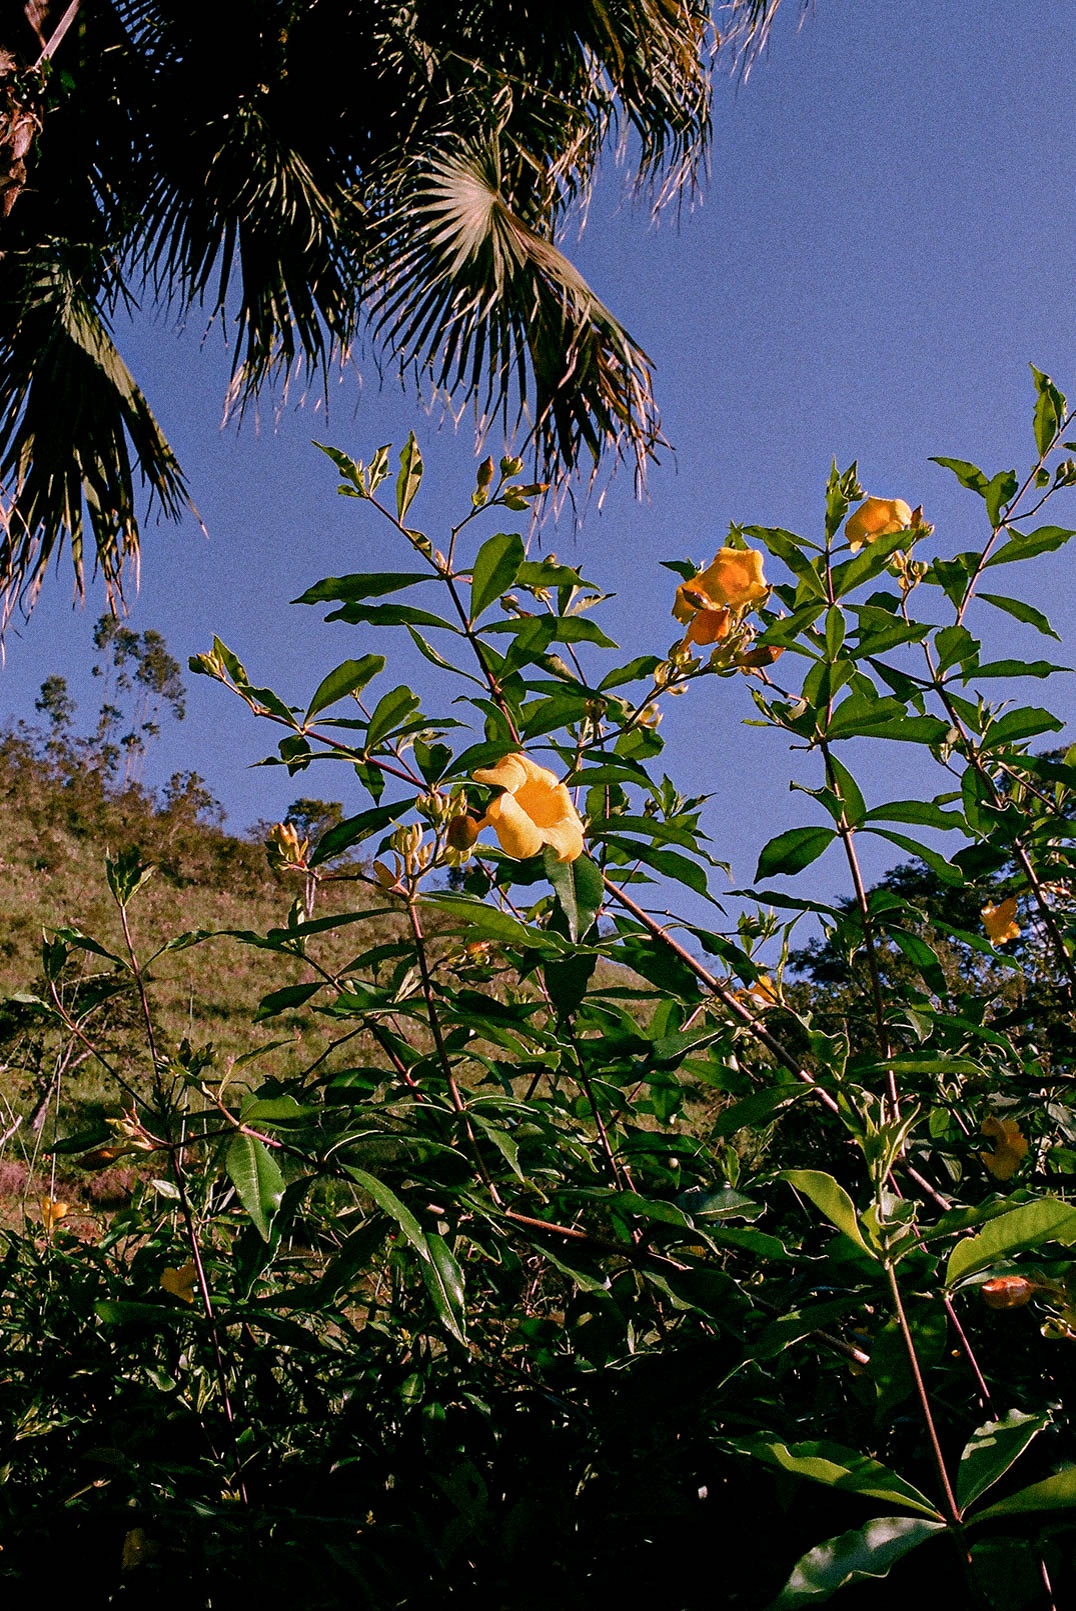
(6, 369, 1076, 1603)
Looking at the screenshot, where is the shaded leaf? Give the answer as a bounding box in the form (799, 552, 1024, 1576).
(772, 1517, 945, 1607)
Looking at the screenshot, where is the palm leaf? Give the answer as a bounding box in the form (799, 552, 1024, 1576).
(0, 248, 193, 623)
(375, 145, 662, 483)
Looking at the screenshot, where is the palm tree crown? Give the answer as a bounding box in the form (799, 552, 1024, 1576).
(0, 0, 785, 618)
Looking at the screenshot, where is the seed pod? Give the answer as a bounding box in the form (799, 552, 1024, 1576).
(447, 815, 480, 852)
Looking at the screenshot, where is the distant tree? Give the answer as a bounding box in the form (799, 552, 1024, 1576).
(0, 0, 787, 619)
(91, 614, 184, 784)
(284, 798, 344, 850)
(34, 671, 74, 735)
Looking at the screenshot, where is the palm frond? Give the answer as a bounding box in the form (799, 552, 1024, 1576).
(374, 145, 662, 485)
(0, 247, 193, 623)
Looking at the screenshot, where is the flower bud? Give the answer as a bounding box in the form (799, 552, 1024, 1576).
(266, 821, 309, 869)
(500, 455, 525, 477)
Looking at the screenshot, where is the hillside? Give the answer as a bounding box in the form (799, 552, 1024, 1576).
(0, 724, 402, 1190)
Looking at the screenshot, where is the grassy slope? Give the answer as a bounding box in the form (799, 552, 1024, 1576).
(0, 729, 403, 1206)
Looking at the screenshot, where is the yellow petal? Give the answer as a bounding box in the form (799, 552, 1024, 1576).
(483, 792, 544, 860)
(685, 604, 731, 646)
(40, 1197, 68, 1232)
(541, 810, 585, 863)
(672, 580, 699, 624)
(982, 895, 1020, 943)
(161, 1261, 199, 1303)
(695, 547, 769, 608)
(845, 497, 913, 552)
(980, 1114, 1028, 1180)
(473, 753, 530, 792)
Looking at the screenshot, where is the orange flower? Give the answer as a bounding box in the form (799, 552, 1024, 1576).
(161, 1261, 199, 1304)
(672, 548, 768, 646)
(845, 497, 913, 553)
(980, 1115, 1029, 1180)
(473, 753, 584, 863)
(982, 895, 1020, 944)
(739, 975, 780, 1011)
(40, 1197, 68, 1234)
(981, 1275, 1036, 1310)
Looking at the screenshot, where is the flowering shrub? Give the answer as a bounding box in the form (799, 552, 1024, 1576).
(5, 372, 1076, 1604)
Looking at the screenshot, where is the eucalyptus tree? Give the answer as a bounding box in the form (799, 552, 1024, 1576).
(0, 0, 786, 621)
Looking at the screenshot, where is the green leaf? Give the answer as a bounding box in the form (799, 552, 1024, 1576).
(730, 1437, 940, 1518)
(934, 624, 979, 673)
(295, 572, 434, 604)
(255, 981, 323, 1021)
(323, 602, 456, 631)
(866, 829, 965, 886)
(709, 1085, 807, 1139)
(225, 1134, 285, 1242)
(985, 469, 1018, 527)
(543, 849, 603, 943)
(420, 1232, 467, 1345)
(971, 1466, 1076, 1525)
(95, 1300, 187, 1328)
(304, 655, 385, 723)
(1031, 365, 1066, 458)
(49, 926, 125, 966)
(750, 1295, 870, 1361)
(830, 529, 911, 598)
(827, 755, 865, 826)
(313, 440, 371, 495)
(931, 456, 989, 495)
(983, 707, 1064, 746)
(470, 532, 525, 620)
(889, 930, 947, 997)
(973, 659, 1070, 680)
(396, 431, 424, 520)
(946, 1198, 1076, 1286)
(781, 1170, 875, 1256)
(862, 800, 962, 830)
(985, 525, 1076, 566)
(365, 685, 421, 749)
(957, 1411, 1049, 1512)
(756, 826, 835, 881)
(105, 850, 155, 906)
(346, 1167, 428, 1259)
(308, 800, 411, 867)
(771, 1517, 945, 1607)
(824, 692, 907, 741)
(978, 592, 1061, 641)
(420, 894, 568, 953)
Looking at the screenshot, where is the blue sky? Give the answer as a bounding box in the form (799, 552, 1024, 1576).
(3, 0, 1075, 918)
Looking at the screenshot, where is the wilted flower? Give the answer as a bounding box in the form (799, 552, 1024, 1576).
(845, 497, 914, 552)
(733, 643, 785, 669)
(40, 1197, 68, 1233)
(980, 1114, 1029, 1180)
(982, 895, 1020, 944)
(981, 1275, 1036, 1309)
(472, 753, 584, 863)
(161, 1261, 199, 1304)
(672, 548, 768, 646)
(77, 1143, 129, 1170)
